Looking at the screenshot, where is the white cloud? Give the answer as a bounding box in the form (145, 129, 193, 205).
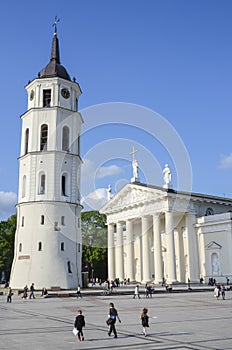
(219, 153, 232, 169)
(97, 164, 122, 178)
(81, 188, 108, 211)
(0, 191, 17, 221)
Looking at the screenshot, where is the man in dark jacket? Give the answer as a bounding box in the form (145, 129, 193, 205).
(107, 302, 121, 338)
(74, 309, 85, 341)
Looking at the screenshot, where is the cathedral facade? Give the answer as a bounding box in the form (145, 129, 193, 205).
(100, 179, 232, 285)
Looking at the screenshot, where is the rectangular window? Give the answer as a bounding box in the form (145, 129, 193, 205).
(61, 242, 64, 251)
(41, 215, 45, 225)
(67, 261, 72, 273)
(43, 89, 51, 107)
(61, 175, 66, 196)
(22, 216, 24, 227)
(61, 216, 65, 225)
(78, 218, 80, 228)
(54, 222, 60, 231)
(78, 243, 81, 253)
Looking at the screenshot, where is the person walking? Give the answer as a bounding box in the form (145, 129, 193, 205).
(221, 284, 226, 300)
(214, 285, 220, 299)
(77, 284, 82, 298)
(7, 287, 13, 303)
(29, 283, 35, 299)
(74, 309, 85, 341)
(107, 302, 121, 338)
(22, 285, 28, 299)
(133, 285, 141, 299)
(141, 308, 149, 337)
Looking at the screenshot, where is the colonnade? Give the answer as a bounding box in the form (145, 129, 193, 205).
(107, 211, 199, 284)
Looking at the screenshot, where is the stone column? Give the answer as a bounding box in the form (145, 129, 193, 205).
(185, 213, 199, 282)
(107, 223, 115, 281)
(126, 220, 134, 281)
(115, 222, 124, 280)
(165, 211, 177, 283)
(153, 213, 163, 283)
(141, 216, 151, 282)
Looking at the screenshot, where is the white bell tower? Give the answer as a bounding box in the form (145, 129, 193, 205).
(10, 26, 83, 289)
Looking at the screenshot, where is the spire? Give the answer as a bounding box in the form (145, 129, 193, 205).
(38, 17, 71, 81)
(50, 16, 60, 64)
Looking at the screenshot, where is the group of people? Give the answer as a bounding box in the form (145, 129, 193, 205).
(214, 284, 226, 300)
(73, 302, 150, 341)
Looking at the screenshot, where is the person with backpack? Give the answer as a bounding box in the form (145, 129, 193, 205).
(107, 302, 121, 338)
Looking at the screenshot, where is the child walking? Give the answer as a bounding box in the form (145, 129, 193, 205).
(74, 309, 85, 341)
(141, 308, 149, 336)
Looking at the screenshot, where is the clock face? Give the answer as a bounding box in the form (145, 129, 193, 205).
(30, 90, 34, 101)
(61, 88, 70, 99)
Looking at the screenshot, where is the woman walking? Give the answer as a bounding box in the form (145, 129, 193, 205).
(141, 308, 149, 337)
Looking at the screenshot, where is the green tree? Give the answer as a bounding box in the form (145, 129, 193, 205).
(0, 214, 16, 282)
(81, 211, 107, 281)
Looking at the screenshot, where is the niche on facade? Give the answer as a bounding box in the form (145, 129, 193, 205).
(205, 241, 222, 276)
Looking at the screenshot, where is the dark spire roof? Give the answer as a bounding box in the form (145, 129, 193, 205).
(38, 30, 71, 81)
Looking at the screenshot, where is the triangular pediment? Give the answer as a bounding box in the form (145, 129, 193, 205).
(100, 182, 165, 214)
(205, 241, 222, 249)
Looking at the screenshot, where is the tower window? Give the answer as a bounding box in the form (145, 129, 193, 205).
(62, 126, 70, 152)
(40, 124, 48, 151)
(39, 174, 46, 194)
(25, 128, 29, 154)
(22, 175, 26, 198)
(61, 216, 65, 225)
(67, 261, 72, 273)
(21, 216, 24, 227)
(19, 243, 22, 252)
(78, 243, 81, 253)
(43, 89, 51, 107)
(54, 222, 60, 231)
(41, 215, 45, 225)
(61, 242, 64, 251)
(38, 242, 42, 251)
(61, 175, 66, 196)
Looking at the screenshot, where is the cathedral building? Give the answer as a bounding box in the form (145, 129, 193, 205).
(100, 162, 232, 285)
(10, 25, 83, 289)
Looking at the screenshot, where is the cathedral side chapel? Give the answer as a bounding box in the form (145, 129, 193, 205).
(100, 155, 232, 285)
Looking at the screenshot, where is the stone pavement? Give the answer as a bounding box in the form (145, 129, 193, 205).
(0, 288, 232, 350)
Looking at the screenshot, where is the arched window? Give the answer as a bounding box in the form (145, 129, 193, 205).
(22, 175, 26, 198)
(61, 174, 67, 196)
(206, 208, 214, 216)
(67, 261, 72, 273)
(25, 128, 29, 154)
(61, 216, 65, 225)
(39, 173, 46, 194)
(62, 126, 70, 152)
(38, 242, 42, 251)
(19, 243, 22, 252)
(40, 124, 48, 151)
(41, 215, 45, 225)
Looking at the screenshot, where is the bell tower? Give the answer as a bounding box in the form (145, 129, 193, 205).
(10, 24, 83, 289)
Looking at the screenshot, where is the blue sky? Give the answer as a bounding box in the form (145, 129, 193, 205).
(1, 0, 232, 219)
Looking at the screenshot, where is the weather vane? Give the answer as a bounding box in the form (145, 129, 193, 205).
(53, 16, 60, 34)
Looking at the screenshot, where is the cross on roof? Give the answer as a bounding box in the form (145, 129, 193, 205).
(130, 146, 138, 162)
(53, 16, 60, 34)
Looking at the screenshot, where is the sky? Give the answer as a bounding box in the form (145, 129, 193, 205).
(0, 0, 232, 220)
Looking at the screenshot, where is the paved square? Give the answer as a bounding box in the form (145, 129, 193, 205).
(0, 290, 231, 349)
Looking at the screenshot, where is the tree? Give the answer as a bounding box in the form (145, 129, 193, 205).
(0, 214, 16, 282)
(81, 211, 107, 281)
